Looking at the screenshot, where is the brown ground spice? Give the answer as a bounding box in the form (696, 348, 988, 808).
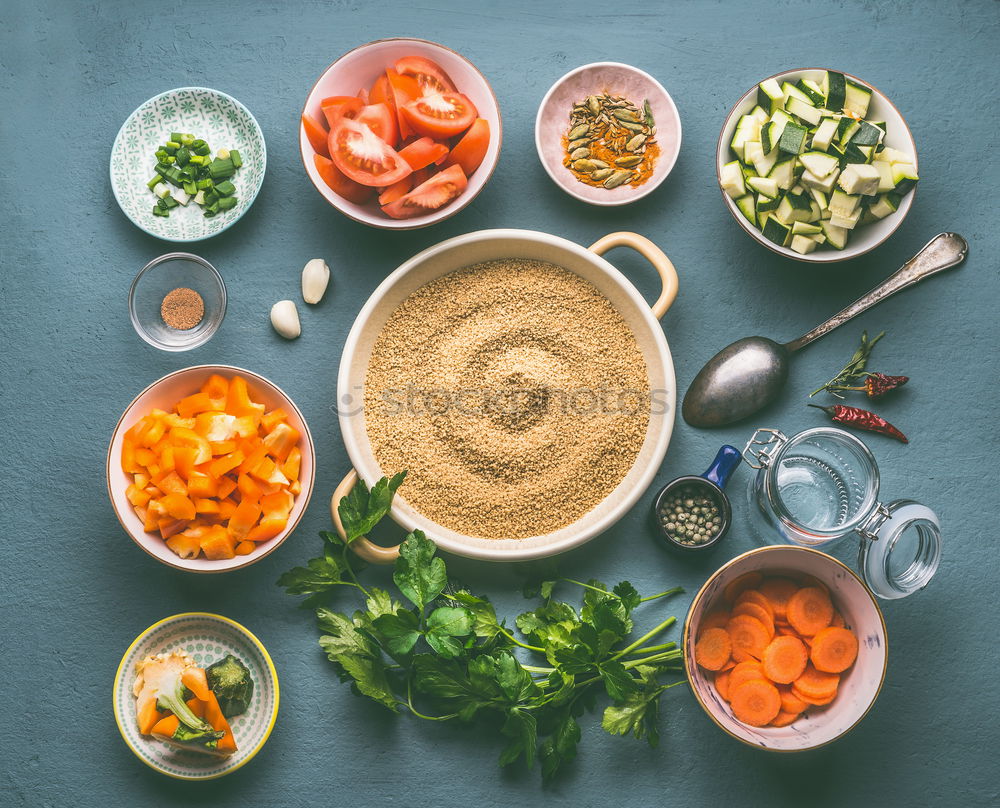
(364, 259, 650, 540)
(161, 287, 205, 330)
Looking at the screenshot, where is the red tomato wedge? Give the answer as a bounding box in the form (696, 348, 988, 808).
(321, 96, 363, 129)
(395, 56, 457, 95)
(328, 119, 412, 187)
(381, 164, 467, 219)
(386, 69, 422, 140)
(355, 103, 399, 147)
(313, 153, 372, 204)
(398, 136, 449, 170)
(377, 175, 413, 206)
(301, 114, 330, 157)
(445, 118, 490, 176)
(401, 93, 478, 139)
(370, 73, 393, 107)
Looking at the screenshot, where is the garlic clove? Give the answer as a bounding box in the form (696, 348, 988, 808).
(270, 300, 301, 339)
(301, 258, 330, 304)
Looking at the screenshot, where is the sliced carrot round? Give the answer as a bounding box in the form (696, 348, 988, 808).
(779, 685, 809, 714)
(759, 577, 800, 620)
(786, 586, 834, 636)
(794, 663, 840, 701)
(726, 614, 771, 662)
(714, 668, 732, 702)
(769, 710, 801, 727)
(762, 635, 809, 684)
(731, 601, 775, 637)
(730, 680, 781, 727)
(698, 609, 731, 636)
(809, 626, 858, 673)
(792, 685, 837, 706)
(729, 661, 767, 691)
(724, 572, 763, 604)
(695, 627, 732, 671)
(830, 610, 846, 628)
(734, 588, 775, 619)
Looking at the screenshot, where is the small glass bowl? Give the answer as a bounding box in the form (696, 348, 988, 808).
(128, 252, 226, 351)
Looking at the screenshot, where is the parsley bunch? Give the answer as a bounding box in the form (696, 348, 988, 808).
(279, 473, 684, 781)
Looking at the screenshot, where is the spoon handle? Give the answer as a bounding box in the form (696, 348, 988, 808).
(784, 232, 969, 353)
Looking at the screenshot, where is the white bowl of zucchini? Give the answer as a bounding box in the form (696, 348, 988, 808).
(717, 69, 918, 262)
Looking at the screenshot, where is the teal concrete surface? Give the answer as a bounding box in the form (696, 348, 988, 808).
(2, 1, 998, 805)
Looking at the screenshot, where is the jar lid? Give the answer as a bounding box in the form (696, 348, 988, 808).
(857, 499, 941, 600)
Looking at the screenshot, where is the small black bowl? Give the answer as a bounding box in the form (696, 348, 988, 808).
(652, 476, 732, 553)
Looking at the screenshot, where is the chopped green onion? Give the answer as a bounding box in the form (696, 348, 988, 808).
(147, 175, 163, 190)
(183, 181, 197, 195)
(163, 196, 179, 209)
(217, 148, 230, 160)
(196, 178, 213, 190)
(195, 144, 211, 156)
(152, 205, 168, 217)
(163, 143, 178, 155)
(170, 132, 183, 143)
(217, 196, 237, 211)
(180, 133, 195, 146)
(214, 180, 236, 197)
(229, 149, 243, 169)
(208, 157, 235, 179)
(175, 147, 190, 166)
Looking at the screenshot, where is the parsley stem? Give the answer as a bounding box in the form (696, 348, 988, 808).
(341, 544, 371, 599)
(611, 616, 677, 660)
(497, 627, 545, 654)
(625, 642, 676, 656)
(521, 664, 555, 674)
(405, 679, 457, 721)
(623, 650, 682, 669)
(639, 586, 684, 603)
(561, 578, 613, 596)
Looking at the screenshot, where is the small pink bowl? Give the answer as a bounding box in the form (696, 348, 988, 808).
(299, 38, 502, 230)
(684, 546, 887, 751)
(535, 62, 681, 205)
(106, 365, 315, 573)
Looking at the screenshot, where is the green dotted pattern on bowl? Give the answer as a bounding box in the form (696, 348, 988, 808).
(110, 88, 266, 242)
(114, 614, 278, 779)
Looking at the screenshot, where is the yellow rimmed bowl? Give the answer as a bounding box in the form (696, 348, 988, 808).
(684, 546, 887, 751)
(113, 612, 279, 779)
(106, 365, 315, 573)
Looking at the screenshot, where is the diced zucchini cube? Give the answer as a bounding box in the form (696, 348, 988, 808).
(868, 193, 900, 220)
(829, 206, 863, 230)
(890, 163, 919, 185)
(850, 121, 885, 147)
(778, 122, 808, 155)
(799, 151, 840, 178)
(785, 96, 822, 126)
(720, 161, 746, 198)
(872, 160, 895, 193)
(811, 118, 840, 152)
(757, 79, 784, 114)
(822, 71, 847, 112)
(843, 81, 873, 118)
(767, 158, 797, 191)
(829, 189, 862, 217)
(880, 147, 913, 165)
(821, 221, 849, 249)
(761, 216, 790, 246)
(838, 164, 881, 196)
(796, 78, 826, 106)
(801, 168, 839, 194)
(734, 194, 757, 226)
(747, 176, 780, 198)
(790, 234, 819, 255)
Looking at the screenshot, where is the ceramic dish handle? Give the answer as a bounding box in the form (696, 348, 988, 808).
(588, 232, 679, 319)
(330, 469, 402, 563)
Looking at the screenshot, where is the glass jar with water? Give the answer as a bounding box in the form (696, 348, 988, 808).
(742, 427, 941, 600)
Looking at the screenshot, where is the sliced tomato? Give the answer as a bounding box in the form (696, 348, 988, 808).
(369, 73, 393, 107)
(321, 96, 363, 129)
(445, 118, 490, 176)
(386, 69, 423, 140)
(377, 175, 413, 206)
(301, 114, 330, 157)
(395, 55, 457, 95)
(398, 136, 449, 170)
(381, 164, 467, 219)
(401, 93, 478, 139)
(328, 119, 412, 187)
(354, 103, 399, 147)
(313, 153, 372, 204)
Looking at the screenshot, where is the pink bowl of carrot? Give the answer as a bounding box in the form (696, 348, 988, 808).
(683, 546, 887, 751)
(107, 365, 315, 573)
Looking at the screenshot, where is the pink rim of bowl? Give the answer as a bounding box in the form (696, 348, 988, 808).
(717, 68, 918, 263)
(684, 546, 888, 751)
(106, 365, 315, 573)
(299, 37, 502, 230)
(535, 61, 681, 206)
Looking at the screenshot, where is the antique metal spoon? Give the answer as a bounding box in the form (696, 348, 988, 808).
(682, 232, 969, 428)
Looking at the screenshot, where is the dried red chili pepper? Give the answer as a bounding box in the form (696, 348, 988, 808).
(808, 403, 909, 444)
(826, 372, 910, 398)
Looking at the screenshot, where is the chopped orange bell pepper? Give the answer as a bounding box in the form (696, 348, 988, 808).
(122, 438, 143, 474)
(247, 515, 287, 542)
(261, 408, 289, 432)
(138, 417, 167, 448)
(134, 446, 156, 467)
(159, 444, 176, 473)
(158, 517, 188, 539)
(200, 526, 236, 560)
(261, 489, 295, 517)
(232, 416, 259, 439)
(218, 498, 238, 520)
(201, 373, 230, 402)
(162, 413, 196, 430)
(249, 456, 289, 487)
(166, 529, 204, 559)
(228, 498, 261, 541)
(239, 444, 269, 476)
(160, 492, 197, 521)
(177, 392, 225, 419)
(263, 423, 300, 461)
(216, 476, 238, 500)
(237, 472, 262, 501)
(282, 447, 301, 482)
(153, 470, 188, 497)
(226, 376, 266, 418)
(172, 446, 199, 481)
(194, 412, 237, 441)
(186, 473, 217, 498)
(134, 472, 150, 488)
(194, 498, 220, 515)
(209, 439, 238, 456)
(126, 484, 152, 509)
(289, 479, 302, 496)
(209, 450, 245, 479)
(234, 540, 256, 556)
(169, 428, 212, 464)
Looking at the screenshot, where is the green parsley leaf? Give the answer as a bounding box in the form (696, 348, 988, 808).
(372, 609, 422, 656)
(598, 659, 639, 701)
(538, 711, 581, 781)
(338, 471, 407, 543)
(613, 581, 641, 613)
(425, 606, 473, 658)
(601, 665, 669, 746)
(500, 708, 537, 769)
(393, 530, 446, 612)
(449, 590, 505, 642)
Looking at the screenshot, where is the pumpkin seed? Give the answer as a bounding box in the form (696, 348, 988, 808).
(570, 147, 591, 160)
(625, 134, 647, 151)
(573, 159, 598, 172)
(603, 169, 634, 189)
(568, 123, 590, 140)
(591, 168, 614, 181)
(616, 154, 643, 168)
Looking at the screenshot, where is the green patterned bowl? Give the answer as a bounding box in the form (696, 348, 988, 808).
(113, 612, 279, 779)
(110, 88, 266, 242)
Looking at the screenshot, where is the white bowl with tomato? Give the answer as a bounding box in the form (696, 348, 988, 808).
(300, 39, 501, 229)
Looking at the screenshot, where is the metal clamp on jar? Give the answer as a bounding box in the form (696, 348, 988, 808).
(741, 427, 941, 600)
